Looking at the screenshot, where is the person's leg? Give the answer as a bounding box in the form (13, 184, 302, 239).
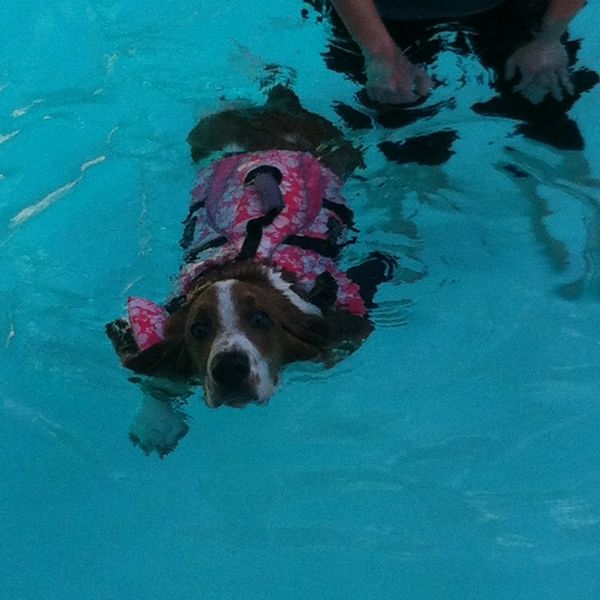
(302, 0, 368, 85)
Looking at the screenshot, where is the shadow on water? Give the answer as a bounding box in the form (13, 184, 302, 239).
(499, 144, 600, 299)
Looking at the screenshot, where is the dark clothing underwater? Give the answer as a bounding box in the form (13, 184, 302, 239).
(304, 0, 598, 155)
(373, 0, 503, 20)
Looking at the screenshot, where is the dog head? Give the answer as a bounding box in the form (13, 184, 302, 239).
(124, 265, 371, 408)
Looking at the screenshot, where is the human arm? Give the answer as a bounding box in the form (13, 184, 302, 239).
(329, 0, 432, 103)
(505, 0, 587, 103)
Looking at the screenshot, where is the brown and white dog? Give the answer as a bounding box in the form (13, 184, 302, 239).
(117, 262, 374, 409)
(106, 87, 394, 451)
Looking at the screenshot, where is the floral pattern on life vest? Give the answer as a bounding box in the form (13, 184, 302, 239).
(128, 150, 366, 351)
(127, 297, 168, 351)
(271, 246, 365, 316)
(178, 150, 364, 314)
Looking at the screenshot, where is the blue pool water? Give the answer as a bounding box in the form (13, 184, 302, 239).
(2, 1, 600, 598)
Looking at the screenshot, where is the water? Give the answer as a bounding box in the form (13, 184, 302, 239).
(1, 1, 600, 598)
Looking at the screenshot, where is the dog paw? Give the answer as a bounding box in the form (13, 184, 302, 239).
(129, 395, 190, 458)
(106, 318, 139, 360)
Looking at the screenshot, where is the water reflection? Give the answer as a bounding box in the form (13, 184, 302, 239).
(306, 0, 598, 159)
(499, 143, 600, 298)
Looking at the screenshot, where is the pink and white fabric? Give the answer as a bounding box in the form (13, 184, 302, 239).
(128, 150, 365, 350)
(179, 150, 364, 311)
(127, 297, 168, 351)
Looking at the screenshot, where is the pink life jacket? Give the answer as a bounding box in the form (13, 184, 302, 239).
(128, 150, 365, 351)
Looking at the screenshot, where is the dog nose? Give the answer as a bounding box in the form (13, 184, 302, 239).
(211, 351, 250, 386)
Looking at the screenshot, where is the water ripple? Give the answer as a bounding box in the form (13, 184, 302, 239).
(9, 155, 106, 228)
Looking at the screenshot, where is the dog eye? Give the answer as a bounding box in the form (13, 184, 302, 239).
(190, 319, 211, 339)
(249, 310, 271, 330)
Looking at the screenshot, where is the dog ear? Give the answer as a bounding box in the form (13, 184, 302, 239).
(319, 311, 373, 367)
(281, 312, 333, 363)
(280, 308, 373, 364)
(124, 336, 193, 379)
(124, 304, 194, 379)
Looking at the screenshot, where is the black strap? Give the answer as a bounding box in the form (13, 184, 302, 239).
(244, 165, 283, 185)
(307, 272, 339, 311)
(323, 199, 355, 229)
(184, 198, 205, 223)
(184, 235, 228, 262)
(236, 208, 281, 261)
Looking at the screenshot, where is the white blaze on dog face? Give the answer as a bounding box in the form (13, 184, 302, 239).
(206, 280, 276, 407)
(182, 271, 331, 409)
(184, 279, 281, 408)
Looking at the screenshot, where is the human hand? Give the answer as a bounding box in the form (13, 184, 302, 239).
(364, 48, 432, 104)
(505, 37, 574, 104)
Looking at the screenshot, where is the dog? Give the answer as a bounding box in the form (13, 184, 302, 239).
(106, 87, 394, 447)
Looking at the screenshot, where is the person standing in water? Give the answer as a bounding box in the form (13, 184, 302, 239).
(306, 0, 596, 150)
(328, 0, 587, 104)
